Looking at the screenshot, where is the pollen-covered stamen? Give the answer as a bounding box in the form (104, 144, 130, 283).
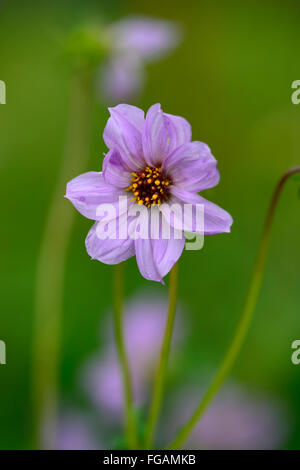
(126, 165, 172, 207)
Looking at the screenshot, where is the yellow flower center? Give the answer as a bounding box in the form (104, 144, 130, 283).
(126, 165, 172, 207)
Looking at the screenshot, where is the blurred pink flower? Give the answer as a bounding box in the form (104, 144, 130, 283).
(99, 17, 181, 103)
(46, 412, 99, 450)
(51, 293, 289, 449)
(83, 293, 182, 417)
(165, 384, 290, 450)
(100, 54, 144, 104)
(49, 292, 180, 448)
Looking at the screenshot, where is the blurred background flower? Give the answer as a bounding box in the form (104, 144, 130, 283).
(49, 292, 290, 449)
(98, 17, 181, 103)
(44, 291, 182, 449)
(164, 384, 290, 450)
(50, 411, 99, 450)
(82, 293, 182, 418)
(65, 16, 181, 102)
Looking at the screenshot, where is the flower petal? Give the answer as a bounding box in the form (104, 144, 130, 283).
(65, 172, 122, 220)
(159, 198, 201, 234)
(152, 236, 185, 279)
(200, 196, 233, 235)
(134, 238, 162, 283)
(103, 104, 145, 170)
(164, 113, 192, 146)
(163, 142, 220, 192)
(109, 17, 181, 61)
(142, 104, 190, 166)
(103, 148, 132, 188)
(164, 191, 233, 235)
(86, 222, 135, 264)
(133, 207, 185, 282)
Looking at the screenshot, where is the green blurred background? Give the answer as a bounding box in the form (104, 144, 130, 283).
(1, 0, 300, 449)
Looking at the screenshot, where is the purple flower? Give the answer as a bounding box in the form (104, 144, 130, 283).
(50, 294, 289, 450)
(100, 54, 144, 104)
(66, 104, 233, 282)
(50, 293, 180, 449)
(99, 17, 181, 102)
(83, 293, 181, 417)
(165, 385, 290, 450)
(44, 411, 99, 450)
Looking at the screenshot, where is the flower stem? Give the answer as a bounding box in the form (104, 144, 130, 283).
(32, 69, 93, 449)
(145, 262, 179, 449)
(113, 263, 138, 449)
(167, 166, 300, 450)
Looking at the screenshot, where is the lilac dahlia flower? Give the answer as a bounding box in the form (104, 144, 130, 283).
(66, 104, 233, 282)
(99, 17, 181, 102)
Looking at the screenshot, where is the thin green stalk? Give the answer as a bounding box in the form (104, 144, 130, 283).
(168, 166, 300, 450)
(113, 263, 138, 449)
(145, 262, 179, 449)
(32, 69, 93, 449)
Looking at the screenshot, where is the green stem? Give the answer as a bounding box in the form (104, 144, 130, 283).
(32, 69, 93, 449)
(145, 262, 179, 449)
(168, 166, 300, 450)
(113, 263, 138, 449)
